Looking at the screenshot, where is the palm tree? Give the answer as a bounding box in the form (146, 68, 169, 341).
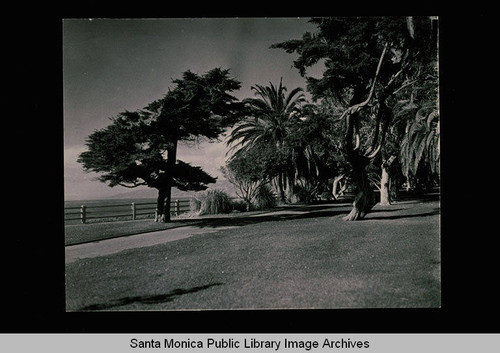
(399, 102, 440, 192)
(226, 78, 306, 202)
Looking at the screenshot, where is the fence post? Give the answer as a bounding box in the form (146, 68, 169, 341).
(131, 202, 136, 220)
(175, 199, 179, 216)
(80, 205, 86, 224)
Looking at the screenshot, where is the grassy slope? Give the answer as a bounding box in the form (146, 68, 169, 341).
(65, 199, 440, 311)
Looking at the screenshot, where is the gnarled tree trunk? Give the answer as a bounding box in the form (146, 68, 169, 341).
(338, 38, 409, 220)
(339, 45, 388, 221)
(342, 152, 376, 221)
(332, 174, 344, 200)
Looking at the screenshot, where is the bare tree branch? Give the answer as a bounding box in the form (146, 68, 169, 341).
(365, 102, 392, 159)
(406, 17, 415, 39)
(365, 143, 382, 159)
(392, 78, 418, 96)
(339, 43, 388, 121)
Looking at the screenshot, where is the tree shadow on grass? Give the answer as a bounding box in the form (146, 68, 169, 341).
(78, 282, 223, 311)
(70, 201, 437, 245)
(67, 205, 346, 245)
(364, 208, 440, 220)
(173, 205, 406, 229)
(182, 208, 346, 228)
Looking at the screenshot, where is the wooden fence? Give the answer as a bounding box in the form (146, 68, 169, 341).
(64, 199, 191, 224)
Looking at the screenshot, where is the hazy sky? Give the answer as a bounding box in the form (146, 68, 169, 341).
(63, 18, 323, 200)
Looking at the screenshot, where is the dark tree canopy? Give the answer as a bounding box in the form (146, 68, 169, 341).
(78, 111, 158, 188)
(272, 16, 438, 219)
(173, 160, 217, 191)
(77, 112, 216, 191)
(78, 68, 243, 222)
(272, 17, 437, 103)
(226, 143, 284, 183)
(287, 101, 350, 181)
(146, 68, 244, 144)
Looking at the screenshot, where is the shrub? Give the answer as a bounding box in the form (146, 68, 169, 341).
(294, 183, 318, 204)
(198, 189, 233, 215)
(231, 199, 248, 212)
(190, 198, 202, 213)
(254, 184, 277, 210)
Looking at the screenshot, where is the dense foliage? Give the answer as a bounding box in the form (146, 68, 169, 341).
(79, 68, 243, 222)
(271, 17, 439, 218)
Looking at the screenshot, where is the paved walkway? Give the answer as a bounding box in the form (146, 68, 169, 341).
(65, 225, 237, 264)
(65, 204, 333, 264)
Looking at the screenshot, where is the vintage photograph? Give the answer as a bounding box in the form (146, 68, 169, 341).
(64, 17, 440, 311)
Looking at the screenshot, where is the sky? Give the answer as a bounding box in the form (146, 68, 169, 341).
(63, 18, 324, 200)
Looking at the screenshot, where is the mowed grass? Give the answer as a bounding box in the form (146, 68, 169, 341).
(65, 199, 440, 311)
(65, 219, 183, 246)
(65, 208, 284, 245)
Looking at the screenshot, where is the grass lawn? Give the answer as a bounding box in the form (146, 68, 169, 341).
(64, 207, 292, 246)
(65, 198, 440, 311)
(65, 218, 189, 246)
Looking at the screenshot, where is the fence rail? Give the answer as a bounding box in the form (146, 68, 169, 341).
(64, 199, 191, 224)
